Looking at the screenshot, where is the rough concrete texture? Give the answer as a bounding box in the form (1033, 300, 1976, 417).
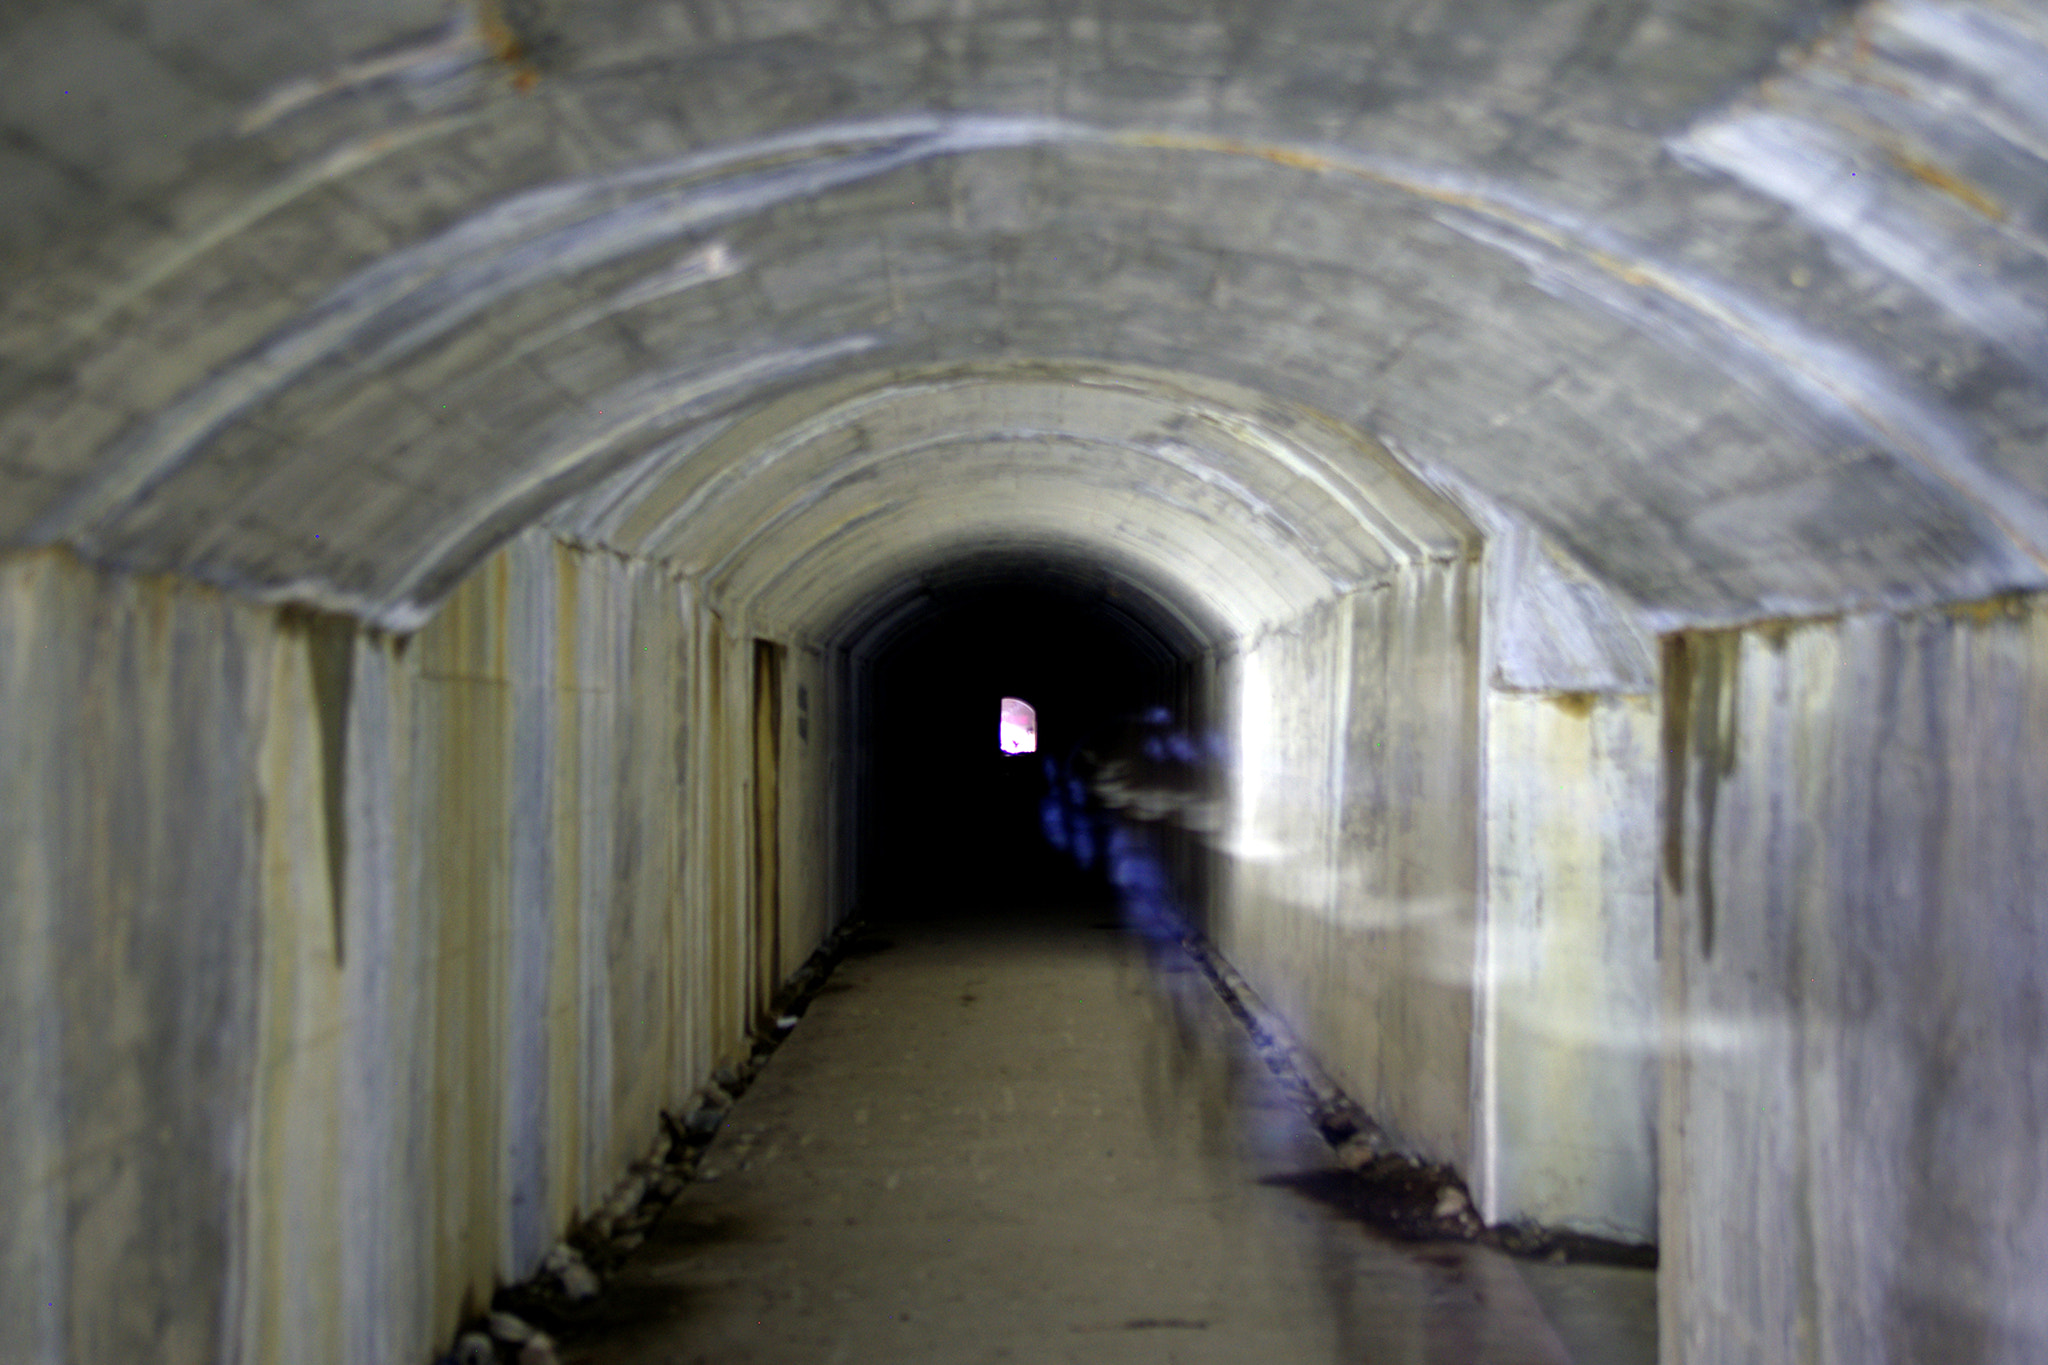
(582, 362, 1476, 645)
(1217, 557, 1482, 1170)
(555, 915, 1649, 1365)
(1662, 595, 2048, 1364)
(0, 536, 834, 1365)
(1481, 689, 1660, 1243)
(3, 2, 2048, 1362)
(3, 0, 2045, 634)
(0, 550, 268, 1365)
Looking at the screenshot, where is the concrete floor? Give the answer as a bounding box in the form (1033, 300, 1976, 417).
(557, 906, 1656, 1364)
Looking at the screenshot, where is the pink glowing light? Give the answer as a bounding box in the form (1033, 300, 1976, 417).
(999, 697, 1037, 754)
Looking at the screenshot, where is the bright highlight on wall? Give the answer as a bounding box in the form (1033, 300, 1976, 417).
(999, 697, 1037, 754)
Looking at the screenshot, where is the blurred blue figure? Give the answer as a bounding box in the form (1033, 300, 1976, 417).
(1041, 704, 1221, 948)
(1039, 750, 1105, 872)
(1107, 818, 1179, 956)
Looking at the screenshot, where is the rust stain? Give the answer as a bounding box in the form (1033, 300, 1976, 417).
(555, 541, 582, 703)
(1240, 143, 1341, 175)
(1660, 631, 1740, 960)
(1546, 690, 1599, 720)
(1887, 148, 2006, 223)
(1121, 128, 1723, 309)
(1659, 635, 1693, 905)
(1122, 131, 1337, 176)
(1751, 619, 1797, 653)
(474, 0, 541, 91)
(1852, 7, 1876, 67)
(1117, 130, 1532, 227)
(1120, 125, 2046, 581)
(278, 604, 358, 965)
(1736, 606, 1846, 649)
(490, 550, 510, 682)
(1945, 591, 2033, 626)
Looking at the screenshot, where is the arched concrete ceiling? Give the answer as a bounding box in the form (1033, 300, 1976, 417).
(828, 546, 1213, 665)
(1, 0, 2044, 635)
(551, 363, 1472, 642)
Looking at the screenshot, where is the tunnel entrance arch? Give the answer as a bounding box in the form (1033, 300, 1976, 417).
(653, 360, 1481, 947)
(836, 551, 1218, 933)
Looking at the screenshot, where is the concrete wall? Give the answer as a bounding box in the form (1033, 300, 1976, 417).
(1479, 689, 1660, 1241)
(1, 549, 270, 1365)
(0, 535, 840, 1365)
(778, 643, 848, 983)
(1217, 557, 1482, 1167)
(1209, 555, 1660, 1245)
(1662, 596, 2048, 1364)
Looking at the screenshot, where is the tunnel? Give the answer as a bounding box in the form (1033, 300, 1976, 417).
(4, 1, 2048, 1362)
(851, 560, 1200, 925)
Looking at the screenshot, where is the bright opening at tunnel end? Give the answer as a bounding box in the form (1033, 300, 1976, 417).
(999, 696, 1037, 754)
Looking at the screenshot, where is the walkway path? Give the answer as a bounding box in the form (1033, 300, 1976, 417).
(555, 907, 1654, 1364)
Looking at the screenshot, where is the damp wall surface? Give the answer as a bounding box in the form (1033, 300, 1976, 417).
(1205, 554, 1661, 1245)
(1214, 557, 1482, 1168)
(1, 549, 270, 1365)
(1479, 688, 1660, 1242)
(1661, 596, 2048, 1365)
(0, 533, 841, 1365)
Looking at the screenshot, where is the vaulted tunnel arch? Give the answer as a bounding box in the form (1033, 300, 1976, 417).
(6, 2, 2048, 1362)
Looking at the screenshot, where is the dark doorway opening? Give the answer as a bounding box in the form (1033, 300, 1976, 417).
(752, 637, 786, 1022)
(854, 571, 1207, 932)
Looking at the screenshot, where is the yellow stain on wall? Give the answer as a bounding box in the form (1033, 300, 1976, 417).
(245, 618, 347, 1365)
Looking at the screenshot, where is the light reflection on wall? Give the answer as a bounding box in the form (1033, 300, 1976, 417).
(1228, 650, 1285, 863)
(998, 696, 1037, 754)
